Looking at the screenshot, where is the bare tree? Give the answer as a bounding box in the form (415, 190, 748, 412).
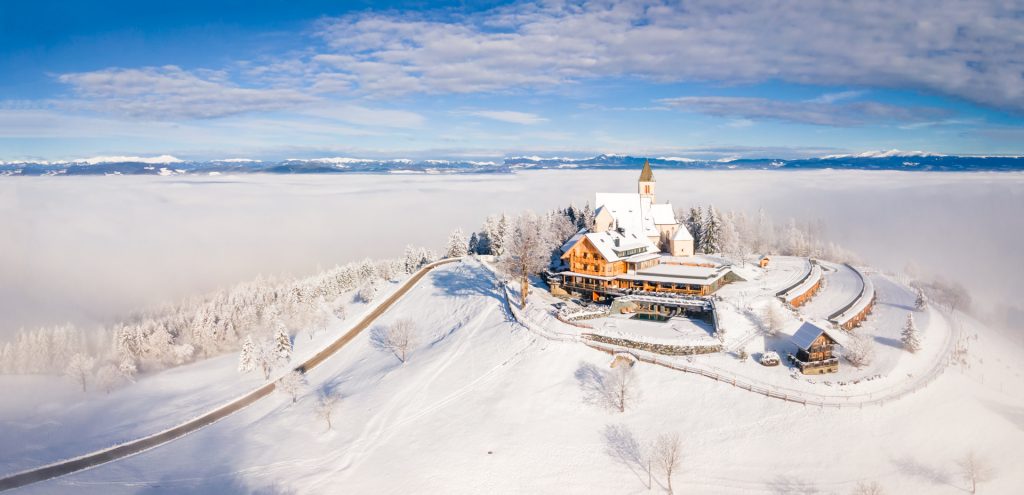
(575, 362, 638, 413)
(315, 392, 341, 430)
(610, 363, 636, 413)
(500, 212, 556, 308)
(95, 363, 122, 394)
(845, 333, 875, 368)
(277, 370, 306, 403)
(65, 353, 96, 392)
(851, 480, 885, 495)
(371, 318, 419, 364)
(766, 301, 788, 336)
(652, 432, 682, 494)
(956, 451, 993, 494)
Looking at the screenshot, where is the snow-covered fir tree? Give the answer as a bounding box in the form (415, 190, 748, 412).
(685, 206, 703, 252)
(273, 324, 292, 365)
(445, 228, 468, 258)
(238, 335, 257, 373)
(901, 314, 922, 353)
(915, 289, 928, 311)
(701, 206, 722, 254)
(403, 245, 421, 274)
(467, 232, 480, 255)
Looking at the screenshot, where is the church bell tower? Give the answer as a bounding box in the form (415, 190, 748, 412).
(638, 159, 655, 202)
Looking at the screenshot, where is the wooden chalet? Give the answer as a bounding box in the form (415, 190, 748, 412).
(790, 321, 840, 374)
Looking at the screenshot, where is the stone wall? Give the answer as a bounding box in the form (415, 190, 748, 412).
(582, 333, 722, 356)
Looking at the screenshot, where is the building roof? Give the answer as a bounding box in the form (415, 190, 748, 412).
(790, 321, 842, 351)
(560, 228, 588, 253)
(639, 159, 655, 182)
(650, 203, 676, 225)
(635, 263, 729, 281)
(562, 229, 659, 263)
(595, 193, 648, 235)
(672, 224, 694, 241)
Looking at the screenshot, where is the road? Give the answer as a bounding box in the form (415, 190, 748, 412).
(0, 258, 459, 492)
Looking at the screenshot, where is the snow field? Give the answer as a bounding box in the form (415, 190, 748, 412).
(8, 260, 1024, 494)
(0, 276, 411, 476)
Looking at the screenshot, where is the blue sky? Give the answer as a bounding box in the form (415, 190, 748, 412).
(1, 0, 1022, 162)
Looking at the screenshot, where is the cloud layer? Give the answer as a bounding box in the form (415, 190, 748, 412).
(659, 96, 949, 126)
(313, 0, 1024, 111)
(59, 66, 314, 119)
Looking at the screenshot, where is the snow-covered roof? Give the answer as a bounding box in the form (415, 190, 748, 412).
(672, 224, 694, 241)
(790, 321, 841, 351)
(650, 204, 676, 225)
(560, 228, 587, 253)
(633, 263, 731, 283)
(594, 193, 664, 238)
(595, 193, 646, 235)
(582, 230, 658, 262)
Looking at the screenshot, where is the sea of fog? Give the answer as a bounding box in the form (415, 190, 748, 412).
(1, 170, 1022, 335)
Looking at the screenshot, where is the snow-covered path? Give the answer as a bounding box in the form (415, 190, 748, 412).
(0, 259, 458, 491)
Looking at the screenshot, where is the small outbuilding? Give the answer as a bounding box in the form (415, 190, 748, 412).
(790, 321, 840, 374)
(759, 255, 771, 268)
(760, 351, 781, 367)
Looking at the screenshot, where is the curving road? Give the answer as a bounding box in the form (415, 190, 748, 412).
(0, 258, 459, 492)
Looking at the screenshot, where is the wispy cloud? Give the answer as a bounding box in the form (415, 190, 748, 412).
(461, 110, 548, 125)
(659, 96, 949, 127)
(808, 90, 866, 104)
(58, 66, 314, 119)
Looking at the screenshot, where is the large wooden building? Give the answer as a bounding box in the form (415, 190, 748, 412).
(554, 162, 734, 301)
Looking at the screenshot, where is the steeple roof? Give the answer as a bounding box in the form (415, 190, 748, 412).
(639, 159, 655, 182)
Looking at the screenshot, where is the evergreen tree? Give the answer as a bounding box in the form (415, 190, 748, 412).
(702, 205, 722, 254)
(468, 232, 480, 255)
(274, 324, 292, 365)
(686, 206, 704, 252)
(579, 202, 595, 230)
(446, 228, 468, 258)
(238, 335, 257, 373)
(901, 314, 922, 353)
(403, 245, 420, 273)
(915, 289, 928, 311)
(494, 213, 510, 255)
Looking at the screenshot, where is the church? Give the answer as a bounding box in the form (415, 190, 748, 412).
(554, 161, 734, 302)
(592, 159, 694, 257)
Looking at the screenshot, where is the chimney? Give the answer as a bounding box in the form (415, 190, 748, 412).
(614, 237, 620, 247)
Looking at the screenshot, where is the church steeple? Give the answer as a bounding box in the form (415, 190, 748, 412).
(638, 159, 655, 201)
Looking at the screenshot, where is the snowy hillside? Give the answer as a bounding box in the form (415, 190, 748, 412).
(6, 259, 1023, 494)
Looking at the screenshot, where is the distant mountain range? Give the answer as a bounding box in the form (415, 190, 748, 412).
(3, 151, 1023, 176)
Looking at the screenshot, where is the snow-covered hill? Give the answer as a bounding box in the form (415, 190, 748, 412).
(6, 259, 1023, 494)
